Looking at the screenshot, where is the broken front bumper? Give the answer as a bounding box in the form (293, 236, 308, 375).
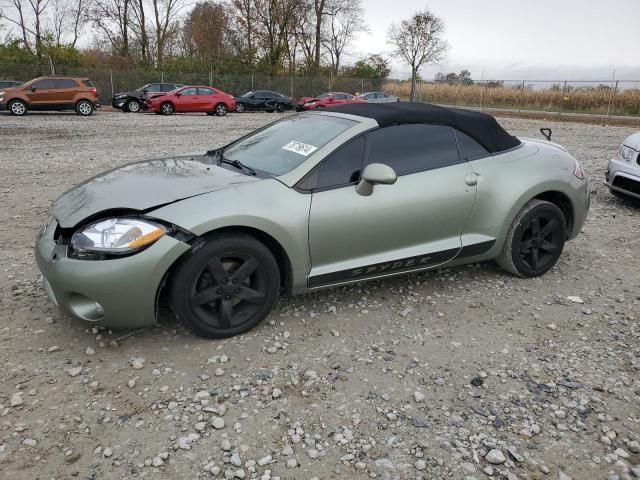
(35, 219, 190, 329)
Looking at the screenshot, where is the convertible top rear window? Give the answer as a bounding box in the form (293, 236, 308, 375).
(224, 114, 356, 176)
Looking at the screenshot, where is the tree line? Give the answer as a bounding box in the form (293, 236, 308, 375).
(1, 1, 448, 99)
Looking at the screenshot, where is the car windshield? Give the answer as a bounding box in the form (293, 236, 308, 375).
(135, 84, 150, 92)
(223, 114, 357, 176)
(241, 91, 254, 97)
(316, 93, 331, 99)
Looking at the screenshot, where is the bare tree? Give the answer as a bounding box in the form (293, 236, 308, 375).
(230, 0, 256, 67)
(387, 8, 448, 101)
(253, 0, 302, 75)
(51, 0, 90, 47)
(322, 0, 366, 75)
(92, 0, 131, 57)
(129, 0, 150, 62)
(0, 0, 49, 56)
(151, 0, 182, 66)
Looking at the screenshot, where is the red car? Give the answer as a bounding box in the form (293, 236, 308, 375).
(296, 92, 365, 111)
(146, 86, 236, 116)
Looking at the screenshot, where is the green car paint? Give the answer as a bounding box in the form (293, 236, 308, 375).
(35, 108, 589, 330)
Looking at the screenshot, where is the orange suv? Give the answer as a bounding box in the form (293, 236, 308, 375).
(0, 76, 99, 116)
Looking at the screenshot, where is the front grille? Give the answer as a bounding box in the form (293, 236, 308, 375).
(612, 175, 640, 195)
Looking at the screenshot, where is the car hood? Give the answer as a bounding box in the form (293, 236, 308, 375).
(623, 132, 640, 151)
(52, 154, 260, 228)
(298, 96, 318, 104)
(114, 91, 141, 98)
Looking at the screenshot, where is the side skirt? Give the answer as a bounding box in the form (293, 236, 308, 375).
(307, 240, 495, 289)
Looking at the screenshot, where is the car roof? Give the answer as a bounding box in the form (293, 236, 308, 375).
(322, 102, 521, 153)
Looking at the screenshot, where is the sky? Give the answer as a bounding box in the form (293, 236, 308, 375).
(351, 0, 640, 81)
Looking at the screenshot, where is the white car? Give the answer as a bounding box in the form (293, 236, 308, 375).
(358, 91, 399, 103)
(605, 132, 640, 200)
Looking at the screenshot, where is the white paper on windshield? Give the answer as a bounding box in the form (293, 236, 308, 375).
(282, 141, 318, 156)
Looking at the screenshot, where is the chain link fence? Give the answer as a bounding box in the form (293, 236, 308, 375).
(385, 79, 640, 119)
(0, 62, 384, 105)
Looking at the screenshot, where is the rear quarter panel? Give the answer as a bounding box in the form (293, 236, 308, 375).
(463, 140, 585, 259)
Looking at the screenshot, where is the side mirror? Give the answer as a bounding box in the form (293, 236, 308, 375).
(30, 86, 36, 92)
(175, 92, 181, 97)
(356, 163, 397, 196)
(142, 89, 148, 94)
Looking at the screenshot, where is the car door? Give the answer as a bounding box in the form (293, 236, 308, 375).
(25, 79, 57, 106)
(306, 124, 477, 287)
(198, 87, 216, 111)
(174, 87, 198, 112)
(56, 78, 79, 105)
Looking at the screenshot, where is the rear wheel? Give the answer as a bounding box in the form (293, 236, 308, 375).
(215, 103, 228, 116)
(8, 99, 27, 116)
(127, 99, 141, 113)
(170, 233, 280, 338)
(275, 102, 285, 113)
(75, 100, 94, 116)
(161, 102, 174, 115)
(497, 199, 566, 277)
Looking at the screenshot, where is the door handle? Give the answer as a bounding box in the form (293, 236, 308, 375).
(464, 172, 479, 186)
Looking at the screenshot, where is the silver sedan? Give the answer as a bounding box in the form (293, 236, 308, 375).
(358, 91, 399, 103)
(605, 132, 640, 200)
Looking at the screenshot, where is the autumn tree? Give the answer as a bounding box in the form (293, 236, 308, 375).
(182, 1, 227, 62)
(388, 8, 448, 101)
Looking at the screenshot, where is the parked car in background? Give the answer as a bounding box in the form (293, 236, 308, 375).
(234, 90, 294, 113)
(0, 80, 22, 89)
(604, 132, 640, 200)
(296, 92, 365, 111)
(146, 86, 236, 116)
(36, 103, 589, 339)
(0, 76, 98, 116)
(358, 91, 399, 103)
(112, 82, 182, 112)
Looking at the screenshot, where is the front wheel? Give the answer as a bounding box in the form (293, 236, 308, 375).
(8, 99, 27, 116)
(497, 199, 566, 277)
(161, 102, 174, 115)
(127, 99, 141, 113)
(275, 102, 285, 113)
(235, 102, 245, 113)
(75, 100, 94, 116)
(169, 233, 280, 338)
(215, 103, 228, 116)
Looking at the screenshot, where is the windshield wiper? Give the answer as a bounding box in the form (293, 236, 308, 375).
(216, 150, 256, 176)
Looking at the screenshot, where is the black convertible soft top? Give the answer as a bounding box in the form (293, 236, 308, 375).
(322, 102, 521, 153)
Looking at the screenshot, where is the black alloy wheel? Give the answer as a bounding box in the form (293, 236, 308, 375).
(170, 233, 279, 338)
(497, 199, 567, 277)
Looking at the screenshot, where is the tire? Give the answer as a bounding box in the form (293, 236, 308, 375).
(161, 102, 174, 115)
(75, 100, 94, 116)
(127, 99, 141, 113)
(236, 102, 245, 113)
(215, 103, 228, 116)
(8, 99, 27, 116)
(170, 233, 280, 338)
(275, 103, 285, 113)
(497, 199, 567, 277)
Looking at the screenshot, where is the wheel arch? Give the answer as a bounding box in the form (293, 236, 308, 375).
(156, 225, 293, 313)
(532, 190, 574, 237)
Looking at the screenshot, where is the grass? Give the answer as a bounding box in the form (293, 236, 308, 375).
(384, 81, 640, 117)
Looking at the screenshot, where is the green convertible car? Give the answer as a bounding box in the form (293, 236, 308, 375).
(36, 103, 590, 338)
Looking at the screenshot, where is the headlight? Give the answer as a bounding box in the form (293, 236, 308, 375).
(71, 218, 166, 254)
(618, 145, 636, 162)
(304, 101, 316, 106)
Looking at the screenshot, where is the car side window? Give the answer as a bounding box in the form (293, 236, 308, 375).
(31, 79, 57, 89)
(365, 124, 462, 175)
(57, 79, 78, 88)
(161, 84, 174, 92)
(198, 88, 215, 95)
(181, 88, 198, 95)
(146, 84, 162, 92)
(299, 136, 366, 191)
(455, 130, 489, 160)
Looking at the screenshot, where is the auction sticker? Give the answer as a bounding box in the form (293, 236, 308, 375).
(282, 141, 318, 156)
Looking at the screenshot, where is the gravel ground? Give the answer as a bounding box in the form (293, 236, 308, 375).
(0, 110, 639, 480)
